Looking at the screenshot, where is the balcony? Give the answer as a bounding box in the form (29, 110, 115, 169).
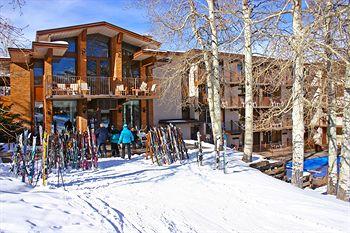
(222, 97, 244, 109)
(44, 75, 158, 100)
(225, 120, 242, 135)
(222, 72, 244, 85)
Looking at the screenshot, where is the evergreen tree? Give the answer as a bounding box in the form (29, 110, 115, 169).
(0, 103, 25, 142)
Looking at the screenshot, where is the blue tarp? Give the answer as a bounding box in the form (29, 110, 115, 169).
(286, 156, 340, 178)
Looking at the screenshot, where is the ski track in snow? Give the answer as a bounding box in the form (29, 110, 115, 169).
(1, 149, 349, 233)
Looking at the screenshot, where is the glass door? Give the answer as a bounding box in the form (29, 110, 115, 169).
(122, 100, 140, 129)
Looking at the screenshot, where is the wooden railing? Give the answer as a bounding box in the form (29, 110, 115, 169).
(222, 96, 244, 108)
(44, 75, 158, 98)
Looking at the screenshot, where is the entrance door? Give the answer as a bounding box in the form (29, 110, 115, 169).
(123, 100, 140, 129)
(52, 100, 77, 132)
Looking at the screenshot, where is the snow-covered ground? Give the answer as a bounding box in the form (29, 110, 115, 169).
(1, 147, 349, 233)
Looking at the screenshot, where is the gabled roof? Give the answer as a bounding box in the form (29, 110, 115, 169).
(36, 21, 161, 49)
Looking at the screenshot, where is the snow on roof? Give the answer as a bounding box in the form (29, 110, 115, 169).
(37, 41, 69, 45)
(143, 48, 185, 53)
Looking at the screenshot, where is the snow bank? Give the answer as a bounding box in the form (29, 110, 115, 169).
(0, 164, 99, 233)
(1, 148, 349, 233)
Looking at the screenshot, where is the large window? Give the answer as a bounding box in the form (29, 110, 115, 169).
(86, 34, 110, 77)
(87, 60, 97, 76)
(53, 57, 76, 76)
(122, 42, 140, 78)
(100, 60, 110, 77)
(87, 34, 109, 58)
(87, 59, 110, 77)
(53, 37, 76, 53)
(34, 60, 44, 85)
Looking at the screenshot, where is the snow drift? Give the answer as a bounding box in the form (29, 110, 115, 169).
(0, 147, 349, 233)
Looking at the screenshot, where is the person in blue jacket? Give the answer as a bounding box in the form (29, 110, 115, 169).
(118, 124, 134, 159)
(110, 125, 120, 157)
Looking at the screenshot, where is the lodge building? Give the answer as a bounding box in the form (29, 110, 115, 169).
(1, 21, 340, 154)
(0, 22, 166, 134)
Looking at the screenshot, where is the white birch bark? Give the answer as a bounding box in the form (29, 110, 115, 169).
(242, 0, 253, 162)
(337, 18, 350, 201)
(291, 0, 305, 188)
(207, 0, 223, 146)
(325, 0, 338, 195)
(188, 0, 217, 143)
(337, 61, 350, 201)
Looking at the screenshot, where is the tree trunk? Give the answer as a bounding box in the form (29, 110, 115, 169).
(337, 61, 350, 201)
(291, 0, 305, 188)
(242, 0, 253, 162)
(325, 0, 338, 195)
(188, 0, 220, 144)
(207, 0, 223, 146)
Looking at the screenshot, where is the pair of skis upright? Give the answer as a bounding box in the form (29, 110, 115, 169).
(147, 125, 188, 166)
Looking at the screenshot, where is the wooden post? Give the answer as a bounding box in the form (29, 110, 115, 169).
(77, 29, 87, 132)
(111, 33, 123, 82)
(140, 100, 147, 129)
(148, 100, 154, 127)
(43, 48, 53, 133)
(77, 29, 87, 80)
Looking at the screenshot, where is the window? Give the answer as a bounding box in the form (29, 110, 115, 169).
(34, 60, 44, 85)
(87, 34, 109, 57)
(87, 60, 97, 76)
(53, 57, 76, 76)
(237, 62, 243, 74)
(53, 100, 77, 132)
(53, 38, 76, 53)
(87, 59, 109, 77)
(100, 60, 110, 77)
(122, 42, 140, 78)
(0, 76, 10, 96)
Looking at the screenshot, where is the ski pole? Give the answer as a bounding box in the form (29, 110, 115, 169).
(223, 134, 227, 174)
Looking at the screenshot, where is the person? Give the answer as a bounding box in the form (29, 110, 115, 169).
(64, 119, 73, 132)
(110, 125, 120, 157)
(95, 123, 109, 157)
(131, 127, 138, 149)
(118, 124, 134, 159)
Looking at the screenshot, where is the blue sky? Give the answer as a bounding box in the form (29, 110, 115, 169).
(1, 0, 152, 44)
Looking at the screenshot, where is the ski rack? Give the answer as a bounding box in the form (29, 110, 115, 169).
(145, 124, 188, 166)
(10, 127, 100, 189)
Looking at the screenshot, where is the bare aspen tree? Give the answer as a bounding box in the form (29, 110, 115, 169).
(291, 0, 305, 188)
(323, 0, 338, 195)
(207, 0, 223, 146)
(242, 0, 253, 162)
(142, 0, 225, 143)
(337, 10, 350, 201)
(338, 59, 350, 201)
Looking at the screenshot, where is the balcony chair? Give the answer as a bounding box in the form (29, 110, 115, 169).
(149, 84, 157, 96)
(56, 83, 67, 95)
(115, 84, 127, 96)
(80, 82, 90, 95)
(139, 81, 148, 95)
(70, 83, 79, 95)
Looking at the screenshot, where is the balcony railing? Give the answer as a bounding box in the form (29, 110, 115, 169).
(222, 96, 244, 108)
(45, 75, 158, 99)
(222, 72, 244, 85)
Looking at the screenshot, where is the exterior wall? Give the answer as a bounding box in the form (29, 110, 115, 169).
(152, 62, 182, 125)
(9, 63, 32, 126)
